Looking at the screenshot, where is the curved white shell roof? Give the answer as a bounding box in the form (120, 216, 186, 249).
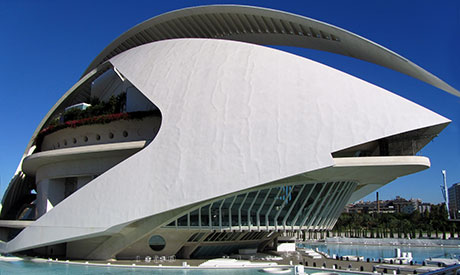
(3, 39, 449, 254)
(1, 5, 456, 258)
(84, 5, 459, 96)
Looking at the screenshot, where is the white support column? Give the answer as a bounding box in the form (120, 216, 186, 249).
(306, 182, 335, 230)
(238, 193, 249, 231)
(228, 196, 238, 230)
(45, 178, 65, 213)
(265, 188, 283, 230)
(36, 179, 50, 218)
(273, 185, 295, 230)
(298, 183, 328, 230)
(291, 183, 317, 231)
(218, 199, 225, 231)
(198, 207, 201, 229)
(247, 190, 261, 230)
(314, 182, 344, 230)
(324, 182, 354, 230)
(320, 181, 349, 229)
(325, 182, 356, 230)
(282, 184, 306, 230)
(256, 188, 272, 231)
(208, 202, 214, 229)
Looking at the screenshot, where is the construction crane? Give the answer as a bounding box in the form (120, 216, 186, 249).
(441, 170, 451, 219)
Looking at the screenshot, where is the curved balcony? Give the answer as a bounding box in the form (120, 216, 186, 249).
(23, 116, 161, 177)
(39, 115, 160, 152)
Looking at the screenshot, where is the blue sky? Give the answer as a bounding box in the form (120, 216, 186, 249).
(0, 0, 459, 203)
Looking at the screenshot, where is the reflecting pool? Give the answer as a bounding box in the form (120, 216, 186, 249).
(301, 242, 460, 263)
(0, 259, 373, 275)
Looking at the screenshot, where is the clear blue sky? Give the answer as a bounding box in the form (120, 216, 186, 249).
(0, 1, 459, 204)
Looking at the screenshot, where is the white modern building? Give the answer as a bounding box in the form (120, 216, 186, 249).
(0, 5, 458, 260)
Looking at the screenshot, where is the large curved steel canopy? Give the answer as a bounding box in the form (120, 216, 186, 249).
(84, 5, 459, 97)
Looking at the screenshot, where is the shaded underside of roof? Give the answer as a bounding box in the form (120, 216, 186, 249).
(83, 5, 459, 97)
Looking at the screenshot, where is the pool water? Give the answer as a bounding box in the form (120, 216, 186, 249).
(0, 260, 295, 275)
(0, 260, 372, 275)
(300, 243, 460, 264)
(0, 261, 265, 275)
(4, 244, 457, 274)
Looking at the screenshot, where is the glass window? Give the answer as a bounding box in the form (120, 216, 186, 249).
(148, 235, 166, 251)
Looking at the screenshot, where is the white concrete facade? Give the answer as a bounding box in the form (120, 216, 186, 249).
(0, 5, 456, 260)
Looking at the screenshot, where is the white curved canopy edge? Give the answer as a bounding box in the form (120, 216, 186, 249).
(83, 5, 459, 97)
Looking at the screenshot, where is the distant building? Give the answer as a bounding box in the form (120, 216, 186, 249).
(448, 183, 460, 219)
(345, 196, 424, 214)
(418, 202, 432, 214)
(392, 196, 421, 214)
